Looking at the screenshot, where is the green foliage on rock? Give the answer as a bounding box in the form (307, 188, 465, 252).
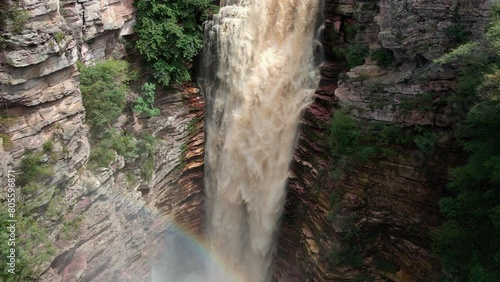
(370, 48, 394, 68)
(18, 151, 54, 186)
(431, 6, 500, 281)
(373, 255, 399, 274)
(0, 3, 29, 34)
(446, 24, 471, 45)
(0, 133, 12, 149)
(328, 110, 439, 181)
(134, 0, 217, 87)
(134, 83, 160, 117)
(78, 59, 133, 130)
(89, 130, 157, 182)
(53, 31, 65, 44)
(328, 110, 398, 164)
(346, 44, 369, 68)
(1, 150, 57, 281)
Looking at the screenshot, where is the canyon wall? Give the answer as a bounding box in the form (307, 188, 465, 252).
(0, 1, 204, 281)
(276, 0, 491, 281)
(1, 0, 494, 281)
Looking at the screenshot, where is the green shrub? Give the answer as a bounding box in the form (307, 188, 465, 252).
(137, 133, 157, 181)
(446, 24, 471, 45)
(18, 151, 53, 186)
(0, 207, 55, 280)
(344, 23, 360, 42)
(368, 81, 384, 94)
(431, 6, 500, 281)
(0, 133, 12, 149)
(88, 146, 115, 169)
(0, 4, 29, 34)
(79, 59, 132, 130)
(134, 83, 160, 117)
(54, 31, 65, 44)
(44, 194, 65, 220)
(328, 110, 396, 164)
(413, 131, 438, 155)
(346, 44, 369, 68)
(142, 156, 155, 182)
(399, 93, 435, 113)
(42, 141, 53, 153)
(110, 133, 138, 162)
(328, 216, 363, 269)
(1, 150, 56, 280)
(60, 216, 83, 239)
(89, 129, 157, 179)
(134, 0, 218, 87)
(373, 255, 399, 274)
(370, 48, 394, 68)
(0, 37, 6, 50)
(0, 114, 17, 129)
(332, 47, 347, 60)
(89, 130, 154, 169)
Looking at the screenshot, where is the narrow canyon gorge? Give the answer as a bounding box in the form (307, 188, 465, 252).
(0, 0, 496, 282)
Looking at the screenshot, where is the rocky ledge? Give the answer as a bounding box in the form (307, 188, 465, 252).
(1, 1, 205, 280)
(276, 0, 491, 281)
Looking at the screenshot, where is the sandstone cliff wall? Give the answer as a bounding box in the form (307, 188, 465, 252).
(0, 1, 205, 281)
(276, 0, 492, 281)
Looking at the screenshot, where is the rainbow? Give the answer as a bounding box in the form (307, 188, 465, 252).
(150, 217, 244, 282)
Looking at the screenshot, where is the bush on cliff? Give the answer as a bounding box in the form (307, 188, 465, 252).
(134, 0, 218, 87)
(78, 59, 133, 130)
(0, 151, 57, 281)
(134, 83, 160, 117)
(346, 44, 369, 68)
(432, 6, 500, 281)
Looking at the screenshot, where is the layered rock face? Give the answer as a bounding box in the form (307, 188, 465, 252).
(1, 1, 205, 281)
(276, 0, 491, 281)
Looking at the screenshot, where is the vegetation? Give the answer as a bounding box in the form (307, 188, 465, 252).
(42, 141, 53, 153)
(328, 110, 399, 165)
(431, 6, 500, 281)
(78, 59, 134, 130)
(134, 0, 218, 87)
(328, 216, 363, 268)
(1, 150, 57, 281)
(53, 31, 65, 44)
(18, 150, 54, 186)
(89, 130, 157, 181)
(0, 133, 12, 149)
(346, 44, 369, 68)
(79, 57, 158, 182)
(0, 3, 29, 34)
(398, 92, 435, 113)
(370, 48, 395, 68)
(373, 255, 399, 274)
(0, 114, 17, 129)
(446, 24, 471, 45)
(134, 83, 160, 117)
(327, 110, 439, 180)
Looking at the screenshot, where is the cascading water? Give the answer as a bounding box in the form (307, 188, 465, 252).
(152, 1, 322, 281)
(202, 0, 322, 281)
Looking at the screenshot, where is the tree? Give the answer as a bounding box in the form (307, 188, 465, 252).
(134, 0, 217, 87)
(432, 5, 500, 281)
(78, 59, 133, 130)
(134, 83, 160, 117)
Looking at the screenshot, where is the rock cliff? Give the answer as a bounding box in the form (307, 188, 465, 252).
(276, 0, 491, 281)
(1, 0, 494, 281)
(0, 1, 205, 281)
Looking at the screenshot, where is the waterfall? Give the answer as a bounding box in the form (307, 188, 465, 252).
(202, 0, 322, 281)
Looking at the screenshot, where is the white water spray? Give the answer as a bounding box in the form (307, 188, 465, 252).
(203, 0, 322, 281)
